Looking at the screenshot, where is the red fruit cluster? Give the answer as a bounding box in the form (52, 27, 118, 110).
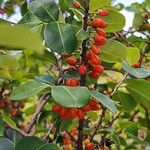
(52, 99, 100, 121)
(0, 98, 25, 117)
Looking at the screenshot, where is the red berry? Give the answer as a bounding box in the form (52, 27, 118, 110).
(66, 78, 79, 87)
(90, 71, 100, 79)
(93, 65, 104, 73)
(86, 143, 95, 150)
(82, 105, 91, 112)
(52, 105, 62, 113)
(70, 108, 78, 118)
(91, 45, 101, 55)
(66, 57, 76, 66)
(98, 9, 109, 16)
(79, 64, 87, 75)
(94, 34, 107, 45)
(10, 108, 17, 117)
(92, 18, 107, 28)
(72, 1, 81, 9)
(60, 108, 68, 116)
(89, 55, 101, 65)
(89, 99, 98, 107)
(77, 109, 85, 120)
(96, 28, 106, 37)
(86, 51, 94, 60)
(133, 62, 141, 68)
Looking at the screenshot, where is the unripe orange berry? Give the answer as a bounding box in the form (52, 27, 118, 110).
(133, 62, 141, 68)
(72, 1, 81, 9)
(98, 9, 109, 16)
(146, 24, 150, 29)
(84, 139, 90, 145)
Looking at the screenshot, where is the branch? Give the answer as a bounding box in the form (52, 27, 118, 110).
(89, 108, 106, 141)
(77, 0, 90, 150)
(26, 93, 50, 134)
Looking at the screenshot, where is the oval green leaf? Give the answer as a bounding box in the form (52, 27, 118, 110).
(10, 81, 50, 101)
(101, 11, 125, 32)
(28, 0, 59, 22)
(15, 137, 45, 150)
(101, 40, 127, 63)
(122, 61, 150, 78)
(44, 22, 77, 53)
(126, 79, 150, 108)
(90, 91, 117, 113)
(38, 144, 59, 150)
(51, 86, 90, 108)
(89, 0, 111, 12)
(0, 24, 43, 51)
(0, 138, 14, 150)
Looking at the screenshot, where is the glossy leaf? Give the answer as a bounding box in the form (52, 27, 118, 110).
(113, 91, 137, 112)
(0, 138, 14, 150)
(51, 86, 90, 108)
(101, 11, 125, 32)
(101, 40, 127, 63)
(90, 91, 117, 113)
(0, 24, 43, 51)
(126, 79, 150, 108)
(38, 144, 59, 150)
(15, 137, 45, 150)
(44, 22, 77, 53)
(133, 13, 144, 29)
(127, 47, 140, 66)
(10, 81, 50, 101)
(35, 75, 55, 85)
(28, 0, 59, 22)
(122, 62, 150, 78)
(89, 0, 111, 12)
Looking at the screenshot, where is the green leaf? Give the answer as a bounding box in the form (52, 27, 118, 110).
(28, 0, 59, 22)
(3, 114, 16, 128)
(15, 137, 45, 150)
(0, 54, 18, 70)
(51, 86, 90, 108)
(126, 79, 150, 108)
(87, 111, 99, 121)
(10, 81, 50, 101)
(38, 144, 59, 150)
(69, 8, 83, 21)
(122, 62, 150, 78)
(35, 75, 55, 85)
(0, 138, 14, 150)
(101, 40, 127, 63)
(101, 11, 125, 32)
(90, 91, 117, 113)
(89, 0, 111, 12)
(126, 47, 140, 65)
(59, 119, 73, 132)
(0, 24, 43, 51)
(44, 22, 77, 53)
(113, 91, 137, 112)
(0, 117, 4, 137)
(133, 13, 144, 29)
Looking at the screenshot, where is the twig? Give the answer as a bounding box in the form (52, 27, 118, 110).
(90, 108, 106, 141)
(77, 0, 90, 149)
(26, 93, 50, 134)
(110, 73, 128, 96)
(129, 110, 139, 121)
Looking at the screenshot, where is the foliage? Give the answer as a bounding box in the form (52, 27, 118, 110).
(0, 0, 150, 150)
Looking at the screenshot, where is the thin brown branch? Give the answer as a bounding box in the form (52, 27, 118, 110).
(77, 0, 90, 149)
(90, 108, 106, 141)
(26, 93, 50, 134)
